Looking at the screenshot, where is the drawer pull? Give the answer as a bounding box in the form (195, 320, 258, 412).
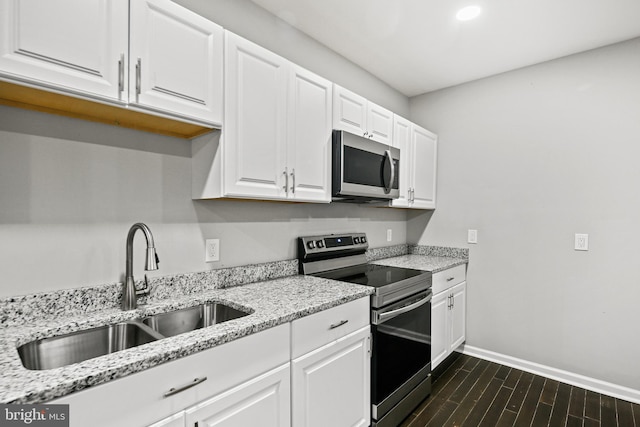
(163, 377, 207, 398)
(329, 319, 349, 330)
(446, 277, 455, 282)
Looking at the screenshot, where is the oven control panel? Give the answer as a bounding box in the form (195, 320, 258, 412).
(298, 232, 368, 257)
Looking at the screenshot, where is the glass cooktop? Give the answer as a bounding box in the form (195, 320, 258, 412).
(312, 263, 426, 289)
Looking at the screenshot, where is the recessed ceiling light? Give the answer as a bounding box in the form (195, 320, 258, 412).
(456, 5, 482, 21)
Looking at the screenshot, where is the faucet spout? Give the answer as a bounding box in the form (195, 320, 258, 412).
(122, 223, 159, 311)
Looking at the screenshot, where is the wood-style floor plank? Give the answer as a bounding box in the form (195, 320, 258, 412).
(400, 353, 640, 427)
(616, 398, 635, 427)
(584, 389, 601, 421)
(548, 382, 572, 426)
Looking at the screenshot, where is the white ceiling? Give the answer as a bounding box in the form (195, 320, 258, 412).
(250, 0, 640, 97)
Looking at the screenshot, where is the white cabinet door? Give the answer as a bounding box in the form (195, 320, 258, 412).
(292, 326, 371, 427)
(333, 85, 393, 144)
(367, 103, 393, 145)
(287, 64, 332, 202)
(411, 125, 438, 209)
(333, 85, 367, 136)
(129, 0, 223, 125)
(185, 363, 291, 427)
(391, 115, 412, 207)
(449, 281, 467, 352)
(0, 0, 129, 101)
(431, 289, 449, 370)
(147, 412, 185, 427)
(223, 32, 288, 199)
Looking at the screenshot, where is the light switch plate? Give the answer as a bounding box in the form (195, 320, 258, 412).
(575, 234, 589, 251)
(468, 229, 478, 244)
(386, 229, 392, 242)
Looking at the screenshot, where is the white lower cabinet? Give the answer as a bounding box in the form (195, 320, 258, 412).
(431, 265, 467, 369)
(290, 297, 371, 427)
(185, 363, 290, 427)
(291, 326, 371, 427)
(50, 298, 372, 427)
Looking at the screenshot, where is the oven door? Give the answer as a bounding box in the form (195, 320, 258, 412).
(371, 289, 432, 422)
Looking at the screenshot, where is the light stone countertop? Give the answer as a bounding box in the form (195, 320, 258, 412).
(372, 254, 468, 273)
(0, 275, 373, 404)
(0, 247, 467, 405)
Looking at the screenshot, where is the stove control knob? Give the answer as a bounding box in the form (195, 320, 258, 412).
(316, 240, 325, 248)
(361, 236, 367, 244)
(307, 240, 316, 249)
(354, 237, 360, 244)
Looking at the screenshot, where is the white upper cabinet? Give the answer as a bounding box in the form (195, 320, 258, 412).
(129, 0, 223, 125)
(223, 31, 288, 200)
(287, 64, 332, 202)
(391, 115, 438, 209)
(333, 85, 393, 145)
(193, 31, 331, 203)
(411, 125, 438, 209)
(0, 0, 129, 101)
(0, 0, 222, 127)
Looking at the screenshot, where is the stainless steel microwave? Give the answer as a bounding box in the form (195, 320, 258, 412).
(332, 130, 400, 203)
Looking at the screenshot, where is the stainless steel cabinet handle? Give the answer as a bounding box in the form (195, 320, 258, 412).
(329, 319, 348, 330)
(290, 169, 295, 194)
(163, 377, 207, 398)
(452, 293, 455, 309)
(118, 53, 125, 95)
(283, 169, 289, 194)
(135, 58, 141, 100)
(446, 277, 455, 282)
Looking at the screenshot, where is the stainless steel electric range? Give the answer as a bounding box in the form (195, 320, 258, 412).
(298, 232, 432, 427)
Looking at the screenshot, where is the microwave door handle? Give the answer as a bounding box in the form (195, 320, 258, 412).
(375, 292, 431, 324)
(383, 150, 395, 194)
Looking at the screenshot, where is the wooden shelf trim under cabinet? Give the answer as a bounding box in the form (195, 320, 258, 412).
(0, 80, 213, 139)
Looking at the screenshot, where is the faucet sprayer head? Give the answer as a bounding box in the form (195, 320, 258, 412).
(145, 247, 159, 271)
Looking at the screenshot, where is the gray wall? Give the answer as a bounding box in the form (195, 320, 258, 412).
(408, 38, 640, 390)
(0, 0, 409, 297)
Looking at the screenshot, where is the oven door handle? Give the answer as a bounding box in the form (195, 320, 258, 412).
(374, 292, 431, 324)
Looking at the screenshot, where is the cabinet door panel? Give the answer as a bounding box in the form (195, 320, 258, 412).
(0, 0, 128, 101)
(367, 103, 393, 145)
(288, 65, 332, 202)
(390, 115, 411, 207)
(185, 363, 291, 427)
(292, 326, 371, 427)
(431, 290, 449, 370)
(333, 85, 367, 136)
(147, 412, 185, 427)
(130, 0, 223, 125)
(450, 282, 467, 352)
(224, 32, 288, 199)
(411, 126, 437, 209)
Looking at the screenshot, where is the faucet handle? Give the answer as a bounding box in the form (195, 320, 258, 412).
(137, 274, 152, 298)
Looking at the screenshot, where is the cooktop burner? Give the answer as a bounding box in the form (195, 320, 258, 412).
(298, 232, 432, 307)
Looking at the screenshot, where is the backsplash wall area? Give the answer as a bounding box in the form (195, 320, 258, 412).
(0, 106, 408, 297)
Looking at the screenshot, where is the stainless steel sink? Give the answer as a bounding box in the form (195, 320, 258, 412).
(142, 302, 250, 337)
(18, 321, 163, 370)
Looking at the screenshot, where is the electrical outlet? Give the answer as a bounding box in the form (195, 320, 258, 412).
(468, 229, 478, 244)
(205, 239, 220, 262)
(575, 234, 589, 251)
(386, 229, 392, 242)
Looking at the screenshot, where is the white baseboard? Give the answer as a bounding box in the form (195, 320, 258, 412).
(461, 344, 640, 405)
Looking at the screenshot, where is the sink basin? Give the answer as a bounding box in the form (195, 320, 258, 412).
(18, 321, 163, 370)
(17, 302, 250, 370)
(142, 302, 249, 337)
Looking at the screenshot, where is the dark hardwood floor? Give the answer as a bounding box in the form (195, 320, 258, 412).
(399, 353, 640, 427)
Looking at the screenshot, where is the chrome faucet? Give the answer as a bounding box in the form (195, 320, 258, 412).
(122, 223, 159, 310)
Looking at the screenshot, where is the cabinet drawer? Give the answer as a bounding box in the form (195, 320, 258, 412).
(432, 264, 466, 294)
(291, 297, 369, 359)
